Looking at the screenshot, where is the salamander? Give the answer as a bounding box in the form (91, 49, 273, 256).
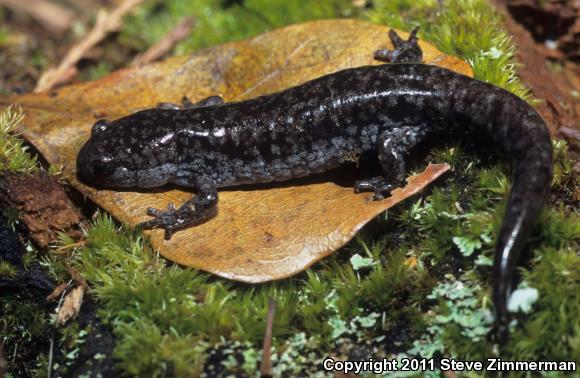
(76, 28, 553, 339)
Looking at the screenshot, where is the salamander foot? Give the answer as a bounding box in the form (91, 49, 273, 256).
(137, 201, 217, 240)
(374, 27, 423, 64)
(138, 181, 218, 240)
(137, 203, 182, 240)
(354, 177, 397, 200)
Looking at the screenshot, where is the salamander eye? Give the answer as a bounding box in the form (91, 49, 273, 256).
(92, 158, 114, 178)
(91, 119, 109, 135)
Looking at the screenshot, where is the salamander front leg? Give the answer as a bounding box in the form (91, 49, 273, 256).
(182, 95, 224, 108)
(354, 176, 396, 200)
(355, 126, 428, 200)
(374, 27, 423, 64)
(137, 179, 218, 240)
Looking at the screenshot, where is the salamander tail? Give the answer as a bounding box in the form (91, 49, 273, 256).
(491, 109, 552, 341)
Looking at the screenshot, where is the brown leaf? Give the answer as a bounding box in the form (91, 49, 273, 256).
(1, 20, 469, 282)
(46, 282, 69, 302)
(56, 285, 85, 326)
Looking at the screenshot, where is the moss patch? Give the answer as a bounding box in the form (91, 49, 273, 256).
(121, 0, 359, 55)
(48, 138, 577, 376)
(0, 105, 38, 173)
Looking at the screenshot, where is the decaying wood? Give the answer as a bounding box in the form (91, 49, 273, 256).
(0, 171, 85, 248)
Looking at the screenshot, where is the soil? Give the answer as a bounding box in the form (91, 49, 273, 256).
(0, 171, 86, 249)
(493, 0, 580, 155)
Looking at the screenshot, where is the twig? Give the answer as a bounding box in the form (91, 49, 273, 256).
(47, 335, 54, 378)
(47, 279, 71, 378)
(0, 0, 76, 34)
(34, 0, 145, 92)
(46, 263, 87, 302)
(54, 240, 86, 253)
(67, 265, 88, 289)
(46, 282, 70, 302)
(260, 297, 276, 377)
(132, 16, 195, 66)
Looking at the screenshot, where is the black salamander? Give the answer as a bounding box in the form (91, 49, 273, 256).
(77, 29, 553, 339)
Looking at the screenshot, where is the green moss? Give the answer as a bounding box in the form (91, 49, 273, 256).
(0, 105, 38, 173)
(114, 319, 208, 377)
(410, 277, 494, 360)
(0, 295, 51, 375)
(121, 0, 358, 55)
(57, 212, 436, 375)
(551, 140, 577, 192)
(0, 260, 17, 278)
(79, 61, 114, 82)
(0, 27, 7, 46)
(534, 207, 580, 249)
(508, 246, 580, 361)
(391, 137, 579, 364)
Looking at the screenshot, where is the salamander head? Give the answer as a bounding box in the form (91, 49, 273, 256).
(76, 110, 179, 188)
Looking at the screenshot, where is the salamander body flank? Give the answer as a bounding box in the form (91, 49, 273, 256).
(77, 29, 553, 339)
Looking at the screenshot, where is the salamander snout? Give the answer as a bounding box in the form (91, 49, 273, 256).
(77, 141, 120, 186)
(77, 116, 176, 189)
(77, 119, 132, 187)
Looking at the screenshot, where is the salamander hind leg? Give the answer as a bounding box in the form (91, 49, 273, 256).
(374, 27, 423, 64)
(137, 179, 218, 240)
(355, 126, 429, 200)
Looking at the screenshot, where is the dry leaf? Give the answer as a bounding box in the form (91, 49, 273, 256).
(46, 282, 69, 302)
(0, 20, 470, 282)
(56, 286, 85, 326)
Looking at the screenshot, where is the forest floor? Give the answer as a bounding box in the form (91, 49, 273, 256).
(0, 1, 578, 377)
